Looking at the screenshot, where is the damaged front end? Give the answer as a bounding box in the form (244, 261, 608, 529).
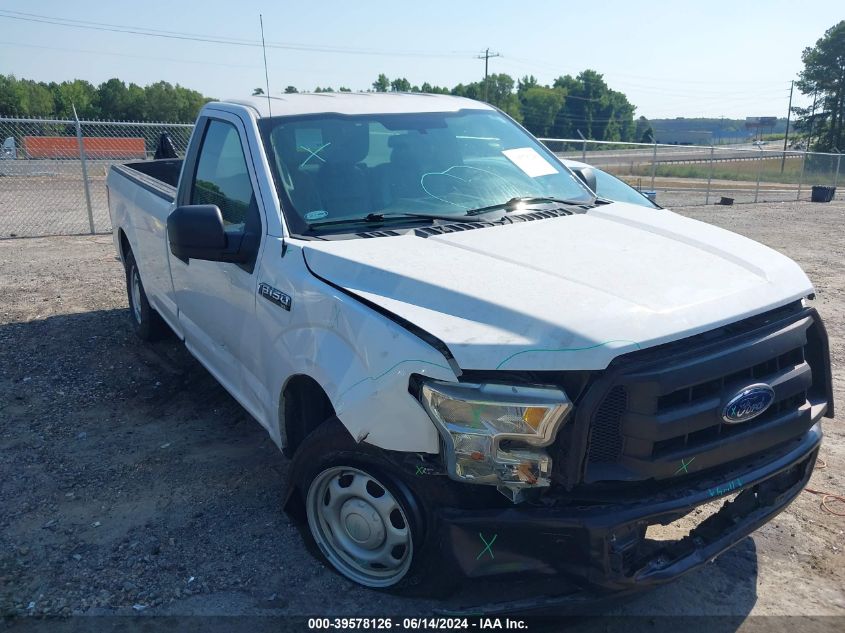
(435, 426, 820, 614)
(416, 302, 832, 611)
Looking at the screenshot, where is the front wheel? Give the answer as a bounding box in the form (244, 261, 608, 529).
(306, 466, 414, 588)
(291, 420, 459, 597)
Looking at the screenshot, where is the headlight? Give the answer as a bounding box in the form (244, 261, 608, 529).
(419, 380, 572, 501)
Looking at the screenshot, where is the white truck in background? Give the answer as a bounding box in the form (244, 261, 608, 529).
(107, 93, 833, 609)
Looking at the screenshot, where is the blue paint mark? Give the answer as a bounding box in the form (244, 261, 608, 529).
(337, 359, 451, 401)
(298, 142, 330, 168)
(496, 340, 642, 370)
(674, 456, 696, 475)
(476, 533, 497, 560)
(707, 478, 743, 498)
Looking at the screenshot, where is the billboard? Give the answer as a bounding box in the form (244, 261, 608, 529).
(745, 117, 777, 129)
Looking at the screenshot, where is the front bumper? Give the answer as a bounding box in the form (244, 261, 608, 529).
(437, 422, 821, 614)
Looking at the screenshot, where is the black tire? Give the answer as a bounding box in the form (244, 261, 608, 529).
(124, 249, 167, 341)
(289, 419, 460, 598)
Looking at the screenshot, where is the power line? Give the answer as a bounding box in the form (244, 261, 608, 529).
(0, 10, 475, 59)
(498, 62, 790, 103)
(0, 7, 800, 117)
(0, 9, 257, 45)
(504, 55, 790, 86)
(0, 40, 265, 70)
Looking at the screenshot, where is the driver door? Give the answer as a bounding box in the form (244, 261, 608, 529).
(169, 114, 265, 398)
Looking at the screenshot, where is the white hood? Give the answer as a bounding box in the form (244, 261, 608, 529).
(302, 203, 813, 371)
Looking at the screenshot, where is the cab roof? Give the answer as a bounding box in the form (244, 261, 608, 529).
(220, 92, 494, 118)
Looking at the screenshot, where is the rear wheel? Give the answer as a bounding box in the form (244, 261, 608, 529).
(124, 249, 167, 341)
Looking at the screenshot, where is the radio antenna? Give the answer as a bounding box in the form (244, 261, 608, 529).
(259, 14, 272, 116)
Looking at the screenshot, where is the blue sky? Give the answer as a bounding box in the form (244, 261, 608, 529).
(0, 0, 839, 119)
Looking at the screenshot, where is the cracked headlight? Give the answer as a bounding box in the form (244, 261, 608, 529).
(419, 380, 572, 501)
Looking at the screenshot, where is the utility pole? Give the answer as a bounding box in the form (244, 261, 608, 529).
(807, 88, 818, 150)
(476, 48, 501, 103)
(781, 80, 794, 173)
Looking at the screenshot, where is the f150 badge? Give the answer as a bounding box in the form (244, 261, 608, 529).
(258, 283, 291, 311)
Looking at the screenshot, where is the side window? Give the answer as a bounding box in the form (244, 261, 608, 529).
(593, 168, 659, 208)
(191, 120, 255, 231)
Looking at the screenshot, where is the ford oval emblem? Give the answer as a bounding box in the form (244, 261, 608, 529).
(722, 384, 775, 424)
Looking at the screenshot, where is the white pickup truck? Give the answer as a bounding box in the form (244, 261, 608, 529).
(107, 94, 833, 608)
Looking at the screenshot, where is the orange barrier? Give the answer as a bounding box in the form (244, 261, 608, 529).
(23, 136, 147, 159)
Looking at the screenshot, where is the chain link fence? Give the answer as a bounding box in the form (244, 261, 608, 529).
(0, 116, 193, 238)
(540, 137, 843, 208)
(2, 117, 844, 238)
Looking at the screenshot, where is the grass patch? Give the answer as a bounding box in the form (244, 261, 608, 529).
(630, 156, 815, 184)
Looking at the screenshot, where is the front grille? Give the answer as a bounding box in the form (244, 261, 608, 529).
(588, 386, 627, 464)
(649, 345, 808, 458)
(580, 305, 832, 484)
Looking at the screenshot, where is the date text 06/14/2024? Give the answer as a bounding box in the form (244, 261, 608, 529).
(306, 617, 528, 630)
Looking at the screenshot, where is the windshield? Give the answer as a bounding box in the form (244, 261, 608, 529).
(258, 109, 593, 233)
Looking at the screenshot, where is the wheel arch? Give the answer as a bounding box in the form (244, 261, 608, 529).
(279, 372, 336, 457)
(118, 227, 131, 262)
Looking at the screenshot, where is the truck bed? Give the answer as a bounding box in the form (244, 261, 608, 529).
(110, 158, 183, 202)
(107, 157, 184, 332)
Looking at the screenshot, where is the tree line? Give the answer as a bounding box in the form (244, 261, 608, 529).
(275, 70, 652, 142)
(1, 70, 651, 141)
(0, 75, 211, 122)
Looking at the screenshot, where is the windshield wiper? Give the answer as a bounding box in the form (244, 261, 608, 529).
(465, 196, 584, 216)
(307, 211, 472, 230)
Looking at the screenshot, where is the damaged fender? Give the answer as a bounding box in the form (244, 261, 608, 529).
(256, 243, 457, 453)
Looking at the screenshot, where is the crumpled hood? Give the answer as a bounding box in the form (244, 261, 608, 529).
(302, 203, 813, 371)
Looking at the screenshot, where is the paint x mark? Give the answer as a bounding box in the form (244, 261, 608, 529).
(415, 465, 425, 475)
(476, 533, 497, 560)
(674, 456, 696, 475)
(298, 142, 330, 168)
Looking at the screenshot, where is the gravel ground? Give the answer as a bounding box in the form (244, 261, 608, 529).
(1, 200, 844, 624)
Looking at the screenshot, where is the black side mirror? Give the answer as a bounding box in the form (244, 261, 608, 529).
(574, 167, 597, 193)
(167, 205, 251, 264)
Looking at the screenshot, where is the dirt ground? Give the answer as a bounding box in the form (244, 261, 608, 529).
(1, 200, 844, 624)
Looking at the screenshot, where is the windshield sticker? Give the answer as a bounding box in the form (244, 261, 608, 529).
(502, 147, 559, 178)
(305, 210, 329, 221)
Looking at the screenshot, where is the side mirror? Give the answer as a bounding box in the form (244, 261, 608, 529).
(167, 205, 251, 264)
(574, 167, 597, 193)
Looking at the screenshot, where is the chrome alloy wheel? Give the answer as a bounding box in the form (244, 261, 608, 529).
(130, 267, 143, 325)
(306, 466, 413, 587)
